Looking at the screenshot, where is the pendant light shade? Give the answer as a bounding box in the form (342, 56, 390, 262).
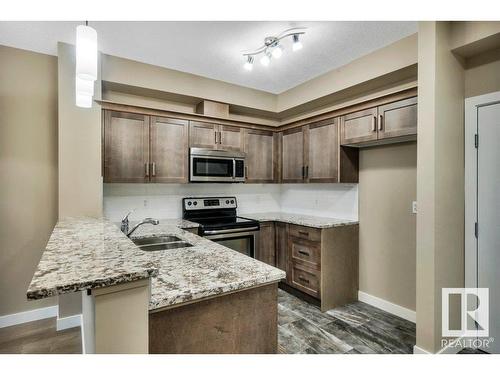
(75, 92, 92, 108)
(76, 25, 97, 81)
(75, 76, 94, 96)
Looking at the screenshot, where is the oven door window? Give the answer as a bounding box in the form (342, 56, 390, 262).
(210, 235, 254, 258)
(192, 157, 233, 177)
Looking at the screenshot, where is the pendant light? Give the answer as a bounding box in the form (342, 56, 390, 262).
(75, 21, 97, 108)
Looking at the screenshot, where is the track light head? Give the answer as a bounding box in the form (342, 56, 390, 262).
(260, 51, 271, 67)
(244, 56, 254, 71)
(292, 34, 303, 51)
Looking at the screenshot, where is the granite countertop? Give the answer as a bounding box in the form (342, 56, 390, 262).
(27, 217, 285, 311)
(241, 212, 358, 228)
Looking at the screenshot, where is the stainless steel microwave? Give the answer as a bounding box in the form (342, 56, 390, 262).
(189, 148, 246, 182)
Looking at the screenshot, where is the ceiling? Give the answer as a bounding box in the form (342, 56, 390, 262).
(0, 21, 417, 94)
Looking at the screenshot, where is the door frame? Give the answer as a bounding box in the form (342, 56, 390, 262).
(464, 91, 500, 342)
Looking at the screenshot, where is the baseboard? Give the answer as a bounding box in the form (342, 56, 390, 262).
(56, 314, 82, 331)
(358, 290, 416, 323)
(413, 336, 466, 354)
(0, 305, 58, 329)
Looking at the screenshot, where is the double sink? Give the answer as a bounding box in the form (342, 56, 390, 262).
(132, 235, 193, 252)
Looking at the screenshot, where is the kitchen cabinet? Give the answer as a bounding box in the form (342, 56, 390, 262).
(103, 111, 150, 183)
(282, 118, 339, 183)
(256, 222, 276, 266)
(340, 97, 417, 146)
(103, 110, 189, 183)
(189, 121, 242, 151)
(243, 129, 279, 183)
(282, 127, 305, 183)
(275, 222, 289, 279)
(150, 116, 189, 183)
(377, 97, 418, 140)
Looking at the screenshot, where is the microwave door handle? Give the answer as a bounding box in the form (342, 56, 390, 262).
(232, 159, 236, 180)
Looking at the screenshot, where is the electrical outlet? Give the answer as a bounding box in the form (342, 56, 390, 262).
(143, 199, 148, 208)
(412, 201, 417, 214)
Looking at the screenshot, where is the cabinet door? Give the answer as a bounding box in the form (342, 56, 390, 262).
(282, 127, 305, 183)
(340, 107, 378, 145)
(218, 125, 242, 151)
(305, 118, 338, 183)
(244, 129, 277, 183)
(189, 121, 217, 149)
(257, 222, 276, 266)
(275, 222, 289, 282)
(150, 116, 189, 183)
(378, 97, 417, 140)
(103, 111, 150, 183)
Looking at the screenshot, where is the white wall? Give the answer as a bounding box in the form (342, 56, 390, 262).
(103, 183, 358, 222)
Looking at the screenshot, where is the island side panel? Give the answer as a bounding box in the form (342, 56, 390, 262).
(149, 283, 278, 354)
(93, 279, 150, 354)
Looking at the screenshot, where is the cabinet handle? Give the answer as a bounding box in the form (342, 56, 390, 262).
(379, 114, 383, 131)
(298, 250, 310, 257)
(151, 162, 156, 177)
(245, 166, 248, 179)
(372, 116, 377, 132)
(145, 163, 149, 177)
(305, 166, 309, 179)
(298, 276, 310, 284)
(219, 131, 222, 144)
(302, 166, 305, 179)
(214, 131, 217, 144)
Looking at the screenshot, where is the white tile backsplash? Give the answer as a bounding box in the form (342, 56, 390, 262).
(103, 183, 358, 222)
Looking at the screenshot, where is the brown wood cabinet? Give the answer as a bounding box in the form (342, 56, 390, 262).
(282, 118, 341, 183)
(256, 222, 276, 266)
(150, 117, 189, 183)
(103, 111, 150, 183)
(243, 129, 279, 183)
(258, 221, 359, 311)
(340, 97, 417, 146)
(189, 121, 242, 151)
(103, 111, 189, 183)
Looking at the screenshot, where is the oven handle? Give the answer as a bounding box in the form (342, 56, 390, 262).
(203, 226, 259, 235)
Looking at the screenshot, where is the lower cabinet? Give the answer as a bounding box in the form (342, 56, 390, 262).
(258, 221, 359, 311)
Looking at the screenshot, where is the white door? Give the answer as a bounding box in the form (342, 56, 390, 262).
(477, 102, 500, 353)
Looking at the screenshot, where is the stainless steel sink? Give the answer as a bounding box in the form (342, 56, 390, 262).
(132, 235, 182, 246)
(139, 242, 193, 252)
(131, 235, 193, 252)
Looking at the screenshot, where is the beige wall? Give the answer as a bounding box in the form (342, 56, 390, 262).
(358, 142, 417, 311)
(0, 45, 58, 315)
(464, 48, 500, 98)
(416, 21, 465, 353)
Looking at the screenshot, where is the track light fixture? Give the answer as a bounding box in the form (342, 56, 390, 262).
(242, 27, 306, 71)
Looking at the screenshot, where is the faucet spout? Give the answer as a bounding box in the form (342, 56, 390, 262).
(126, 218, 159, 237)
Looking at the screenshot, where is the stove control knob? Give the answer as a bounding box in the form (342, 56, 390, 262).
(193, 201, 198, 206)
(226, 200, 229, 204)
(230, 200, 234, 204)
(187, 201, 192, 206)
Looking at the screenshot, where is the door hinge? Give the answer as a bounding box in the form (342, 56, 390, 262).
(475, 222, 478, 238)
(475, 134, 478, 148)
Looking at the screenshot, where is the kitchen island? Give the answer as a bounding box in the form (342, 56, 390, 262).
(27, 217, 285, 354)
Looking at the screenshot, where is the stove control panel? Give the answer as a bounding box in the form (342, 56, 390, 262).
(183, 197, 237, 210)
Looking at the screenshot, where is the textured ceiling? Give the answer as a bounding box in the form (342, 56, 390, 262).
(0, 21, 417, 94)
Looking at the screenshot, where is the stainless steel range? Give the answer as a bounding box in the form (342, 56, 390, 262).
(182, 196, 259, 258)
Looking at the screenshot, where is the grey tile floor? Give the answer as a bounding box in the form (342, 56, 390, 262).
(278, 289, 416, 354)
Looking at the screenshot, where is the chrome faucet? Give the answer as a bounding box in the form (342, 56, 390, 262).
(121, 211, 159, 237)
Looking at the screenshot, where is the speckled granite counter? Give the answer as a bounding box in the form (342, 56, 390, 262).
(241, 212, 358, 229)
(27, 217, 285, 311)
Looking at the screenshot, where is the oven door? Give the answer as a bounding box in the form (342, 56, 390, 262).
(190, 155, 235, 182)
(203, 228, 259, 258)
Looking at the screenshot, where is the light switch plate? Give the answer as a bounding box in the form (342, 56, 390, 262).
(412, 201, 417, 214)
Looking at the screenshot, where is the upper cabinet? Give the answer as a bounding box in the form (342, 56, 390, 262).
(103, 111, 150, 183)
(150, 117, 189, 183)
(103, 110, 189, 183)
(340, 97, 417, 146)
(243, 129, 280, 183)
(189, 121, 242, 151)
(282, 127, 305, 183)
(282, 118, 339, 183)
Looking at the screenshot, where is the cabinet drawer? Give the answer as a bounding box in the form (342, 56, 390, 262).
(288, 224, 321, 242)
(291, 263, 320, 298)
(290, 237, 321, 267)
